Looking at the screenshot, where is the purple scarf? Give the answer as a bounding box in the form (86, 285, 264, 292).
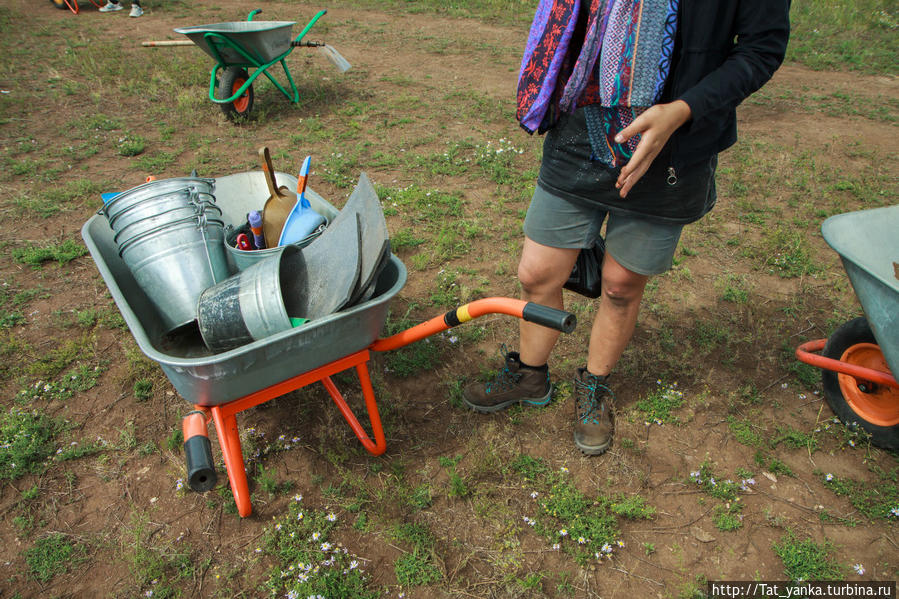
(517, 0, 679, 167)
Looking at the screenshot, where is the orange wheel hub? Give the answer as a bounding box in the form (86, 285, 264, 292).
(232, 79, 249, 113)
(838, 342, 899, 427)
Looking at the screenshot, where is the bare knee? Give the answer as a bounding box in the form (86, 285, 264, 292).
(602, 273, 648, 307)
(518, 259, 556, 296)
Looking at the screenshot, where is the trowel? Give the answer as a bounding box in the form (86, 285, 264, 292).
(259, 146, 296, 248)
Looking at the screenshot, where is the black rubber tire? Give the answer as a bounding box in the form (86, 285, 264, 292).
(822, 316, 899, 450)
(217, 67, 254, 121)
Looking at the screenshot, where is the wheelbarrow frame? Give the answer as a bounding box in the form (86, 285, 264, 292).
(185, 297, 574, 518)
(795, 205, 899, 449)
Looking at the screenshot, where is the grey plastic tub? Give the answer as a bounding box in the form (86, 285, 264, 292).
(174, 21, 296, 64)
(81, 176, 405, 407)
(822, 204, 899, 377)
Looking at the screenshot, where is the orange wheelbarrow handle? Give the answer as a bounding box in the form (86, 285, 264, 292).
(370, 297, 575, 353)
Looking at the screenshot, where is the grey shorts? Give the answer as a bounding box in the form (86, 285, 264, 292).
(523, 184, 684, 276)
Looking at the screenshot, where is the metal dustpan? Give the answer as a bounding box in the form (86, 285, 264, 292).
(326, 172, 390, 305)
(822, 204, 899, 376)
(174, 20, 296, 64)
(285, 209, 362, 321)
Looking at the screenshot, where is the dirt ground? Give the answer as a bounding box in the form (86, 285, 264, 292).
(1, 1, 897, 598)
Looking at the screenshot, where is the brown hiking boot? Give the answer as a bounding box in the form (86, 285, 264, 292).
(463, 349, 552, 413)
(573, 368, 614, 455)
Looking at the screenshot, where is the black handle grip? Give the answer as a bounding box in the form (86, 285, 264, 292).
(184, 435, 217, 492)
(522, 303, 576, 333)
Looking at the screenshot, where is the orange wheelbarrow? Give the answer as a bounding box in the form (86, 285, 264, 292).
(796, 205, 899, 450)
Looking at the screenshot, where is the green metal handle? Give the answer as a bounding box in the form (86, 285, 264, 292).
(247, 9, 261, 21)
(294, 9, 327, 43)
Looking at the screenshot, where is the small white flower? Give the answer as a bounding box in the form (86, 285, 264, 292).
(559, 529, 568, 537)
(531, 491, 539, 499)
(312, 532, 320, 541)
(577, 537, 587, 545)
(853, 563, 865, 575)
(326, 513, 337, 522)
(825, 473, 834, 482)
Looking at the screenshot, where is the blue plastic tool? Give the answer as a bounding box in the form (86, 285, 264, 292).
(278, 155, 326, 246)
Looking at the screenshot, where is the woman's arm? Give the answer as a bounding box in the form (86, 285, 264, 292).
(614, 0, 790, 197)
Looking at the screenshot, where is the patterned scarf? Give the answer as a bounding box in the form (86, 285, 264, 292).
(516, 0, 679, 167)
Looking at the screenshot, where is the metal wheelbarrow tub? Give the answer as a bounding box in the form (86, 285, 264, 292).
(795, 204, 899, 450)
(82, 189, 406, 408)
(174, 21, 297, 64)
(822, 204, 899, 377)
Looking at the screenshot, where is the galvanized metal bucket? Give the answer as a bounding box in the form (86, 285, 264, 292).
(225, 221, 326, 271)
(119, 213, 230, 334)
(113, 202, 222, 245)
(103, 178, 215, 222)
(196, 245, 303, 352)
(108, 189, 219, 234)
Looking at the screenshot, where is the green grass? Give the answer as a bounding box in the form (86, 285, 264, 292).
(261, 499, 381, 598)
(633, 380, 685, 424)
(787, 0, 898, 74)
(11, 239, 87, 267)
(510, 455, 622, 565)
(0, 408, 61, 480)
(24, 533, 83, 582)
(773, 529, 844, 581)
(822, 469, 899, 520)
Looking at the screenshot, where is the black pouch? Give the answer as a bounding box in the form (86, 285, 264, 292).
(563, 237, 605, 299)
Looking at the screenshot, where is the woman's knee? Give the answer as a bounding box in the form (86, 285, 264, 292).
(601, 270, 648, 306)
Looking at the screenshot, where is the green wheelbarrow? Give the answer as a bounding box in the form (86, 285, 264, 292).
(145, 9, 350, 120)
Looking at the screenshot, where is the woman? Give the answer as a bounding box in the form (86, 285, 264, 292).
(463, 0, 791, 455)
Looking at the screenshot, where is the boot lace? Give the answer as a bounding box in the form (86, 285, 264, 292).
(575, 372, 612, 425)
(484, 345, 522, 394)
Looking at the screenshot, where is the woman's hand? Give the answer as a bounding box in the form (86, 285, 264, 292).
(614, 100, 692, 198)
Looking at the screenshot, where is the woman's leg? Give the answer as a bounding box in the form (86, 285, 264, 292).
(586, 252, 649, 376)
(517, 236, 580, 367)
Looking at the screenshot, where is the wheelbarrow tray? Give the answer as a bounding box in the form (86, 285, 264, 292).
(81, 171, 406, 407)
(174, 20, 296, 65)
(822, 204, 899, 377)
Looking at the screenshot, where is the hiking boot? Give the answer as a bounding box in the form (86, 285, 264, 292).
(129, 4, 143, 17)
(573, 368, 614, 455)
(98, 1, 123, 11)
(462, 349, 551, 413)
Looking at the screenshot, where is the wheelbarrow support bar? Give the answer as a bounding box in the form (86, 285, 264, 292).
(796, 339, 899, 389)
(371, 297, 576, 353)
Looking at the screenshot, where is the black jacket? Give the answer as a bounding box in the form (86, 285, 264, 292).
(665, 0, 791, 168)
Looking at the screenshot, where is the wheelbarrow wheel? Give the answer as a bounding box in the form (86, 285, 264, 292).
(217, 67, 254, 121)
(822, 317, 899, 450)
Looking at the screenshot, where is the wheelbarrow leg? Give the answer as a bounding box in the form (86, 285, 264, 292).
(210, 406, 253, 517)
(320, 360, 386, 455)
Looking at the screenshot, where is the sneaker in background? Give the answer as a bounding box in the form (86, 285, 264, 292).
(129, 4, 143, 17)
(98, 1, 123, 11)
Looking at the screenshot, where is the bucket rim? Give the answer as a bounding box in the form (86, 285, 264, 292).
(117, 216, 225, 256)
(104, 178, 216, 215)
(113, 204, 223, 243)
